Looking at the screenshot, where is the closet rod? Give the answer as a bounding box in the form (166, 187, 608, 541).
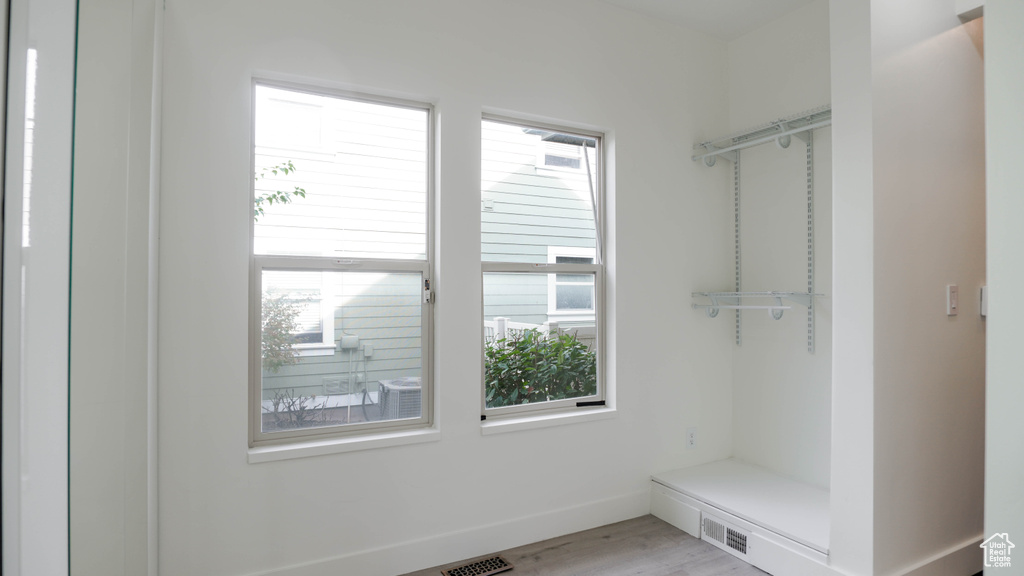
(691, 119, 832, 164)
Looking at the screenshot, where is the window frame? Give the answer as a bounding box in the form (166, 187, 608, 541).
(480, 114, 605, 420)
(249, 79, 434, 448)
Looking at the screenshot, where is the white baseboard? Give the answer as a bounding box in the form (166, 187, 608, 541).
(893, 534, 984, 576)
(243, 490, 651, 576)
(650, 482, 701, 537)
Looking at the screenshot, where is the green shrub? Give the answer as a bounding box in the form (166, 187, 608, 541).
(484, 328, 596, 408)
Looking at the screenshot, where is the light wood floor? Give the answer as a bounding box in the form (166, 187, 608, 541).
(400, 515, 768, 576)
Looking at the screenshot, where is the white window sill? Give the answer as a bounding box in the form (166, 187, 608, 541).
(248, 427, 439, 463)
(481, 406, 615, 436)
(294, 344, 336, 357)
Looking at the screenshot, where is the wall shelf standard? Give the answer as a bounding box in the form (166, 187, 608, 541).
(692, 106, 831, 353)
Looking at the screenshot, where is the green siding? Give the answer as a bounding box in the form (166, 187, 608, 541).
(262, 270, 423, 399)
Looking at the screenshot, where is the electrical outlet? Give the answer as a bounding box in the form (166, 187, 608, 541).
(686, 427, 697, 450)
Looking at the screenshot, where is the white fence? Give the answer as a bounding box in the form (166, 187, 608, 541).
(484, 317, 597, 351)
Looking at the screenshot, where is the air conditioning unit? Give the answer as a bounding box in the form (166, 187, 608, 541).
(379, 377, 422, 420)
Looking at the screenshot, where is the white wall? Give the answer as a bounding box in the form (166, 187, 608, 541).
(870, 2, 986, 574)
(829, 1, 986, 574)
(69, 1, 161, 575)
(985, 0, 1024, 557)
(726, 0, 833, 489)
(728, 1, 832, 131)
(157, 2, 734, 574)
(828, 0, 876, 572)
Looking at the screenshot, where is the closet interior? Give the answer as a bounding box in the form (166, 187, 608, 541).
(652, 107, 834, 573)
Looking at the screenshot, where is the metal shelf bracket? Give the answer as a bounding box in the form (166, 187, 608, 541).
(699, 143, 737, 167)
(692, 291, 821, 321)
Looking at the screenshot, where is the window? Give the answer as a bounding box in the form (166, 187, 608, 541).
(481, 117, 604, 416)
(547, 247, 596, 319)
(250, 81, 432, 446)
(538, 141, 584, 171)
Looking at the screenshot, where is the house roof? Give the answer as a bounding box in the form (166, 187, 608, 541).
(522, 128, 596, 148)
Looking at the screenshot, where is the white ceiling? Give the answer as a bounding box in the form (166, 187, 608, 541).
(600, 0, 817, 41)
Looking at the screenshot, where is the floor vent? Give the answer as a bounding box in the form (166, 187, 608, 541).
(701, 513, 750, 559)
(441, 555, 513, 576)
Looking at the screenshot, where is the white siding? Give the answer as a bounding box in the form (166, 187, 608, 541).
(253, 85, 429, 260)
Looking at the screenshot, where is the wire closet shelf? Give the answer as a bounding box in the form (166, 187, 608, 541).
(690, 105, 831, 352)
(691, 291, 823, 321)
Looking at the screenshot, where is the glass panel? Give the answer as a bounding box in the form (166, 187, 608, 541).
(261, 269, 423, 432)
(555, 273, 593, 283)
(481, 119, 597, 263)
(483, 272, 597, 408)
(262, 270, 323, 343)
(555, 256, 593, 265)
(556, 284, 593, 310)
(482, 272, 548, 326)
(544, 154, 580, 169)
(254, 85, 429, 260)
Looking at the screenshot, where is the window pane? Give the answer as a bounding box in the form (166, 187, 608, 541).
(260, 269, 423, 432)
(544, 154, 580, 169)
(263, 270, 323, 342)
(254, 85, 429, 260)
(555, 273, 593, 283)
(483, 272, 597, 408)
(555, 256, 593, 265)
(556, 284, 593, 310)
(481, 120, 597, 263)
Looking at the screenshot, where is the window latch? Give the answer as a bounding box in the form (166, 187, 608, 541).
(424, 279, 433, 304)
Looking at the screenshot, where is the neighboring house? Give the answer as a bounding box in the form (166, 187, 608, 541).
(481, 120, 599, 329)
(255, 86, 429, 398)
(256, 92, 600, 399)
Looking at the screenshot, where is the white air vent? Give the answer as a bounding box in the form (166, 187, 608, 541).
(727, 526, 749, 554)
(704, 516, 726, 544)
(702, 513, 750, 559)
